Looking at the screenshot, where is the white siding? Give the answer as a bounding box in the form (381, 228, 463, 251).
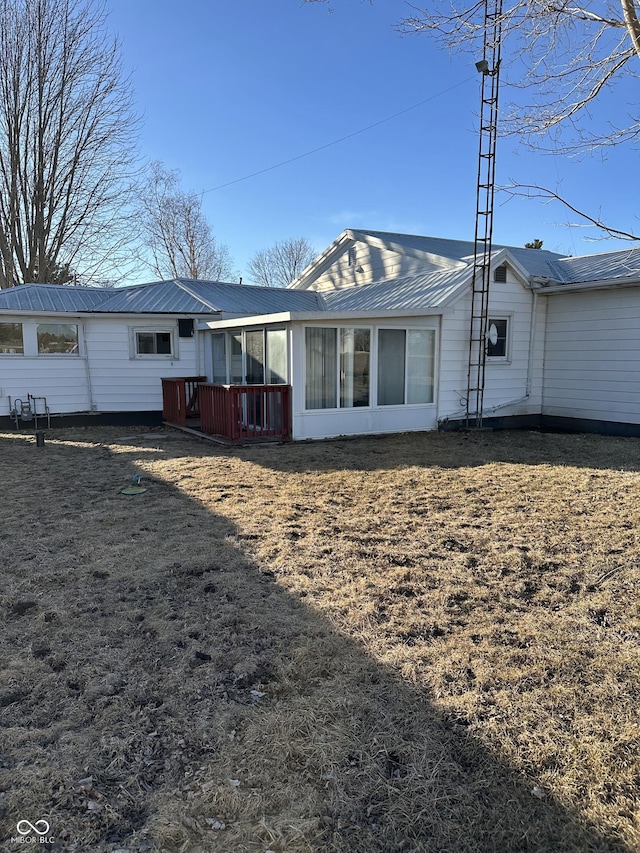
(437, 277, 546, 422)
(543, 288, 640, 424)
(85, 318, 199, 412)
(290, 318, 439, 440)
(310, 241, 451, 292)
(0, 315, 201, 416)
(0, 316, 90, 415)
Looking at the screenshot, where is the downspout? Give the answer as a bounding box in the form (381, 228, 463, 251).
(524, 290, 538, 397)
(82, 322, 96, 411)
(439, 290, 538, 424)
(194, 318, 202, 378)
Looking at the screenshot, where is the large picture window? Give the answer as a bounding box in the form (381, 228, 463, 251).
(306, 325, 434, 411)
(378, 329, 435, 406)
(0, 322, 24, 354)
(37, 323, 78, 354)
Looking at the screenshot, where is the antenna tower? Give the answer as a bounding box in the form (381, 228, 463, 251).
(466, 0, 504, 427)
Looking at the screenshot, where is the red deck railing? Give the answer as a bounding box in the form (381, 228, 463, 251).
(161, 376, 206, 426)
(198, 383, 291, 443)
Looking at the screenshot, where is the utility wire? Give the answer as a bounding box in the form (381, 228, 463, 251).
(202, 75, 475, 194)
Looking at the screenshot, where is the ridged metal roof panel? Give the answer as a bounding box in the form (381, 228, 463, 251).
(96, 280, 216, 313)
(552, 247, 640, 283)
(0, 280, 325, 316)
(499, 246, 566, 279)
(0, 284, 114, 312)
(358, 230, 565, 275)
(321, 267, 471, 312)
(175, 279, 326, 313)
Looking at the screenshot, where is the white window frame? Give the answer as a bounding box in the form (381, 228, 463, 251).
(303, 323, 438, 412)
(130, 327, 177, 359)
(212, 328, 289, 385)
(0, 321, 25, 355)
(486, 315, 511, 363)
(36, 322, 80, 356)
(304, 324, 372, 411)
(376, 327, 437, 407)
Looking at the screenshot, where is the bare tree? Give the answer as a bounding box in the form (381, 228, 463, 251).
(0, 0, 139, 287)
(306, 1, 640, 240)
(138, 161, 236, 281)
(247, 237, 317, 288)
(306, 1, 640, 153)
(396, 1, 640, 155)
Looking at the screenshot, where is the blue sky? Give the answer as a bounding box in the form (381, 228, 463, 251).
(107, 0, 638, 281)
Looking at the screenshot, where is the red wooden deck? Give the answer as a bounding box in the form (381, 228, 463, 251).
(198, 383, 291, 443)
(161, 377, 206, 426)
(162, 378, 291, 443)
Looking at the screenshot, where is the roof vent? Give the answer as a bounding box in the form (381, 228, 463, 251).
(494, 265, 507, 283)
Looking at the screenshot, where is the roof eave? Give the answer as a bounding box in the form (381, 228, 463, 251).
(531, 276, 640, 294)
(202, 312, 294, 330)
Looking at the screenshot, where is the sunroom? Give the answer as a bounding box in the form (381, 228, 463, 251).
(192, 311, 440, 442)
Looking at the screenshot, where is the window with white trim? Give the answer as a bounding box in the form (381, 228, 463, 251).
(486, 318, 509, 359)
(133, 329, 175, 357)
(377, 328, 435, 405)
(0, 322, 24, 354)
(305, 326, 370, 410)
(37, 323, 79, 355)
(211, 328, 288, 385)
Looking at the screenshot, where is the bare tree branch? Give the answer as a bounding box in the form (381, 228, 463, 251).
(501, 181, 640, 240)
(305, 1, 640, 239)
(0, 0, 140, 287)
(398, 1, 640, 154)
(622, 0, 640, 54)
(137, 161, 237, 281)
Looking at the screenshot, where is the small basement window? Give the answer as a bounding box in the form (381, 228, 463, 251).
(0, 322, 24, 354)
(135, 330, 174, 356)
(494, 265, 507, 283)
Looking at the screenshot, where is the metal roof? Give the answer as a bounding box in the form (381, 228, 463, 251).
(353, 230, 565, 274)
(550, 247, 640, 284)
(321, 267, 471, 312)
(0, 279, 325, 316)
(94, 280, 219, 314)
(496, 246, 564, 279)
(0, 284, 114, 312)
(175, 279, 325, 314)
(2, 239, 640, 320)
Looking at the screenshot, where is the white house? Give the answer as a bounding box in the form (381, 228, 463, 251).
(2, 229, 640, 439)
(0, 278, 319, 427)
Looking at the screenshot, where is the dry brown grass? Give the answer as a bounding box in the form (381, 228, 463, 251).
(1, 426, 640, 852)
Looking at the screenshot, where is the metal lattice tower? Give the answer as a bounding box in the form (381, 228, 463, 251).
(466, 0, 503, 427)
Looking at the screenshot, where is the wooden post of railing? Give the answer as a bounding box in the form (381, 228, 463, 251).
(162, 377, 206, 426)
